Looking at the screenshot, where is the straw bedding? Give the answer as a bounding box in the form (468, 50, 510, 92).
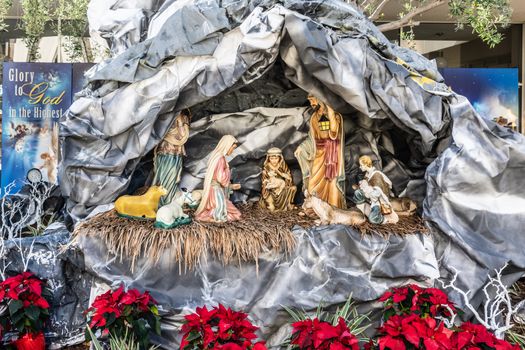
(73, 203, 427, 271)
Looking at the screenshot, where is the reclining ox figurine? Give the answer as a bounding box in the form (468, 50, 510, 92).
(115, 186, 167, 219)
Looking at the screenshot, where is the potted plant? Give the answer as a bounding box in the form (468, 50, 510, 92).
(85, 285, 161, 350)
(0, 271, 51, 350)
(284, 295, 367, 350)
(367, 284, 521, 350)
(180, 304, 267, 350)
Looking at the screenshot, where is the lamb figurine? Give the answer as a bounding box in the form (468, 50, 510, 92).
(155, 189, 203, 229)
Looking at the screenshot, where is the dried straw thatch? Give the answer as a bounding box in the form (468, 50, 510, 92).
(73, 203, 310, 271)
(73, 203, 427, 271)
(358, 215, 428, 237)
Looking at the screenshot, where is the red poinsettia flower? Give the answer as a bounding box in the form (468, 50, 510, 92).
(291, 317, 359, 350)
(459, 322, 498, 347)
(380, 284, 457, 321)
(120, 288, 157, 312)
(215, 343, 244, 350)
(182, 306, 218, 332)
(379, 291, 393, 302)
(378, 314, 408, 338)
(291, 319, 316, 348)
(252, 341, 267, 350)
(180, 304, 264, 350)
(448, 322, 521, 350)
(120, 288, 140, 305)
(377, 314, 454, 350)
(86, 284, 160, 348)
(334, 317, 359, 350)
(0, 272, 51, 336)
(378, 336, 406, 350)
(411, 316, 453, 349)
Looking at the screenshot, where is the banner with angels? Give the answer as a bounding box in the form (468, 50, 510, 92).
(1, 62, 71, 192)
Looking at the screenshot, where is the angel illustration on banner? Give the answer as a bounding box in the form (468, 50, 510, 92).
(37, 123, 59, 184)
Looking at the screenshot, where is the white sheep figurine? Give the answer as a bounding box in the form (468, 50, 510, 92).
(155, 189, 203, 229)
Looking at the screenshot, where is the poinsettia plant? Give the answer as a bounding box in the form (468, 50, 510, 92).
(366, 285, 522, 350)
(85, 285, 161, 350)
(290, 317, 360, 350)
(371, 313, 453, 350)
(449, 322, 521, 350)
(0, 271, 51, 337)
(284, 294, 369, 350)
(368, 315, 522, 350)
(379, 284, 457, 321)
(180, 304, 267, 350)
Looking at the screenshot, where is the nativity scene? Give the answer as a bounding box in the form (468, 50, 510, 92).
(60, 0, 525, 348)
(76, 91, 425, 273)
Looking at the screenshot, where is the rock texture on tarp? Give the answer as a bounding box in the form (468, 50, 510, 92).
(78, 225, 436, 347)
(59, 0, 525, 348)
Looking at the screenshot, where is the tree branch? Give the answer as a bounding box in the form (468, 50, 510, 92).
(377, 0, 446, 32)
(369, 0, 392, 21)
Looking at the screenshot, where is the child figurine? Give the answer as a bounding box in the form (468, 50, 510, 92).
(195, 135, 242, 223)
(260, 147, 296, 212)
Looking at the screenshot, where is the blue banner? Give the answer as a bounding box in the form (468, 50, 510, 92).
(72, 63, 94, 95)
(2, 62, 72, 192)
(441, 68, 519, 130)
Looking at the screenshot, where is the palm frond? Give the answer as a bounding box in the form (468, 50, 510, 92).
(507, 329, 525, 348)
(282, 294, 371, 338)
(282, 304, 307, 322)
(86, 327, 159, 350)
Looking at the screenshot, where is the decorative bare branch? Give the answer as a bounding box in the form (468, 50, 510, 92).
(435, 303, 459, 329)
(1, 180, 53, 239)
(377, 0, 447, 32)
(0, 237, 9, 281)
(0, 179, 53, 281)
(441, 263, 520, 339)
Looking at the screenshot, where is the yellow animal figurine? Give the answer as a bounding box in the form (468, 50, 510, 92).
(114, 186, 168, 220)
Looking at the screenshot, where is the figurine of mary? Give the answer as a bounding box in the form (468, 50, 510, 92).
(260, 147, 297, 212)
(195, 135, 242, 223)
(153, 109, 191, 206)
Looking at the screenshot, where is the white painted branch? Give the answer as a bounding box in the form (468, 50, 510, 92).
(442, 263, 517, 339)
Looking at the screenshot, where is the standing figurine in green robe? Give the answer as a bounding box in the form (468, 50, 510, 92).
(153, 109, 191, 207)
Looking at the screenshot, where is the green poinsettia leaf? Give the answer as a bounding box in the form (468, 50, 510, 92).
(134, 318, 148, 338)
(150, 305, 159, 316)
(154, 317, 161, 336)
(11, 309, 26, 324)
(383, 308, 396, 321)
(105, 311, 117, 326)
(8, 299, 24, 315)
(25, 305, 41, 321)
(185, 331, 201, 342)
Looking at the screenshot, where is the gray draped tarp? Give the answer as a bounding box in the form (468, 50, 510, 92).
(59, 0, 525, 347)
